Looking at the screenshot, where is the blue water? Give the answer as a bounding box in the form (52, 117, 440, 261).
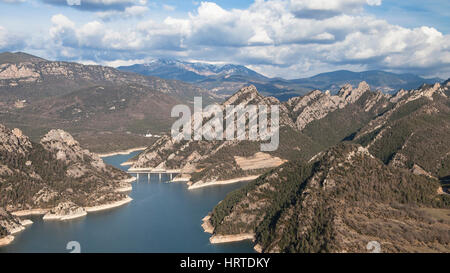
(0, 151, 254, 253)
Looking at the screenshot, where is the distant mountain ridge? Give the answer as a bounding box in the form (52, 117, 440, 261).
(0, 52, 45, 64)
(0, 51, 217, 152)
(118, 58, 267, 83)
(299, 70, 442, 93)
(118, 58, 442, 100)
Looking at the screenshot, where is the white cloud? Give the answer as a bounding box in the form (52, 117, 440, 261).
(289, 0, 382, 19)
(125, 5, 148, 15)
(49, 14, 77, 47)
(0, 26, 25, 51)
(103, 58, 147, 67)
(50, 14, 146, 52)
(46, 0, 449, 78)
(0, 26, 11, 48)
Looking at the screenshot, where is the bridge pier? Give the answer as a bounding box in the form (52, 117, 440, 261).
(136, 173, 140, 182)
(158, 173, 162, 181)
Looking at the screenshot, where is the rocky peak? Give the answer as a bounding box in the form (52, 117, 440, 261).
(41, 129, 79, 148)
(404, 82, 447, 103)
(390, 89, 408, 103)
(337, 83, 353, 98)
(0, 124, 32, 155)
(287, 90, 323, 113)
(357, 81, 370, 92)
(224, 85, 260, 106)
(239, 84, 258, 94)
(11, 128, 22, 138)
(41, 129, 83, 163)
(338, 81, 370, 103)
(421, 83, 446, 98)
(40, 129, 106, 170)
(292, 81, 371, 130)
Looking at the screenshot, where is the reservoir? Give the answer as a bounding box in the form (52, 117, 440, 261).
(0, 151, 254, 253)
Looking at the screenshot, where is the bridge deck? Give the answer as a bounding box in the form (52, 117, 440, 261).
(127, 168, 181, 174)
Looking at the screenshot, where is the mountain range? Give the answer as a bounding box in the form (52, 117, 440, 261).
(1, 51, 449, 252)
(130, 81, 450, 187)
(130, 80, 450, 252)
(0, 51, 441, 154)
(118, 58, 442, 100)
(0, 52, 217, 153)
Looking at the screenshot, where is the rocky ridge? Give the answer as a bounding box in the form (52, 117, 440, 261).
(0, 124, 135, 246)
(130, 81, 399, 187)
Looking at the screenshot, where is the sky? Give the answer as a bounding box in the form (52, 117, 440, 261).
(0, 0, 449, 79)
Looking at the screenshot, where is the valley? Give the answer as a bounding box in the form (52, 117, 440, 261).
(1, 52, 449, 253)
(0, 52, 217, 153)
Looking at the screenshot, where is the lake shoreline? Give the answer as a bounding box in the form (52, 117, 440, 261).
(85, 196, 133, 213)
(11, 209, 49, 217)
(0, 235, 15, 247)
(43, 211, 88, 221)
(1, 196, 133, 247)
(2, 154, 137, 248)
(201, 215, 214, 234)
(97, 147, 146, 158)
(202, 214, 260, 252)
(2, 152, 255, 252)
(188, 175, 259, 190)
(210, 233, 255, 244)
(11, 197, 133, 222)
(0, 219, 34, 247)
(201, 214, 256, 245)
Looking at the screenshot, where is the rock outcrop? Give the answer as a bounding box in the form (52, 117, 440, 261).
(43, 201, 87, 221)
(41, 129, 106, 172)
(0, 125, 32, 155)
(290, 81, 370, 130)
(0, 208, 32, 246)
(0, 124, 135, 245)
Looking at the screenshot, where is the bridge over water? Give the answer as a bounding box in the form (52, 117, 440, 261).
(127, 167, 181, 182)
